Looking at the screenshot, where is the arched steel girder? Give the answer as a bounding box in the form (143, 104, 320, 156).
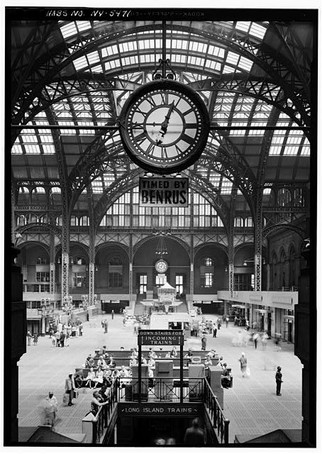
(207, 130, 256, 190)
(191, 75, 310, 135)
(200, 143, 256, 210)
(268, 22, 312, 102)
(92, 168, 232, 234)
(11, 72, 310, 142)
(69, 130, 125, 194)
(133, 235, 190, 259)
(16, 222, 62, 237)
(93, 168, 142, 230)
(263, 223, 307, 240)
(12, 21, 310, 130)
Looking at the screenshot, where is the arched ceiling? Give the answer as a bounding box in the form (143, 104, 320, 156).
(9, 9, 315, 229)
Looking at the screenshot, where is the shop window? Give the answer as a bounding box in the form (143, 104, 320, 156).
(108, 257, 123, 287)
(139, 274, 147, 294)
(73, 273, 87, 288)
(36, 272, 50, 282)
(175, 274, 184, 295)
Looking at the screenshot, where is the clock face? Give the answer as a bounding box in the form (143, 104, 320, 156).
(155, 259, 168, 274)
(119, 80, 210, 174)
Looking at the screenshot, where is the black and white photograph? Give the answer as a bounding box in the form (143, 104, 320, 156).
(3, 1, 319, 450)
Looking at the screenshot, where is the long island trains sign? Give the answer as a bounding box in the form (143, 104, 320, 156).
(139, 177, 188, 207)
(118, 403, 202, 417)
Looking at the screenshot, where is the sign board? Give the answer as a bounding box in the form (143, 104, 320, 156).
(139, 177, 189, 207)
(118, 403, 201, 417)
(138, 329, 184, 346)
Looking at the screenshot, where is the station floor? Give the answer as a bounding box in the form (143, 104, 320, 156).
(17, 312, 303, 445)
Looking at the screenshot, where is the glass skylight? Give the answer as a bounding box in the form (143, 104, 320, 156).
(60, 21, 91, 39)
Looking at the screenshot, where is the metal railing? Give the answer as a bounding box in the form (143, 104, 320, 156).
(83, 378, 229, 445)
(118, 377, 204, 402)
(83, 380, 118, 444)
(203, 379, 230, 444)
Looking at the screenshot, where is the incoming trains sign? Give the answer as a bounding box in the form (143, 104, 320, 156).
(138, 329, 184, 346)
(139, 177, 188, 207)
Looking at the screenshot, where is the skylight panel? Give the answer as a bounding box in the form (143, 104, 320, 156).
(223, 65, 235, 74)
(25, 144, 41, 154)
(42, 144, 56, 154)
(238, 56, 253, 71)
(60, 22, 77, 39)
(250, 23, 267, 40)
(76, 21, 91, 32)
(301, 143, 310, 156)
(87, 51, 100, 65)
(208, 45, 225, 58)
(91, 179, 103, 194)
(226, 51, 239, 65)
(12, 144, 23, 154)
(230, 122, 247, 136)
(74, 56, 88, 70)
(236, 21, 251, 34)
(221, 178, 233, 194)
(205, 60, 221, 71)
(51, 187, 61, 193)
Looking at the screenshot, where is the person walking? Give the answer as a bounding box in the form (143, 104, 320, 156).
(27, 330, 32, 346)
(238, 352, 248, 377)
(275, 366, 283, 396)
(253, 332, 259, 349)
(111, 309, 115, 319)
(43, 391, 58, 426)
(33, 333, 38, 346)
(184, 418, 205, 446)
(65, 373, 75, 406)
(201, 334, 207, 351)
(212, 322, 217, 338)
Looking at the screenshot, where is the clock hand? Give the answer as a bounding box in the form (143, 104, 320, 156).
(156, 102, 175, 145)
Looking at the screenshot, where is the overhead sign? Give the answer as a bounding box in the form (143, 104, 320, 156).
(138, 329, 184, 346)
(139, 177, 188, 207)
(118, 403, 201, 417)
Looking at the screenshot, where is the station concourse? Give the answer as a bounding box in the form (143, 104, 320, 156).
(6, 7, 316, 449)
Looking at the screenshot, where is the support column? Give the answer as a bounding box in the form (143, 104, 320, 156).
(228, 238, 234, 297)
(129, 234, 133, 306)
(189, 234, 194, 307)
(49, 231, 55, 297)
(254, 191, 263, 291)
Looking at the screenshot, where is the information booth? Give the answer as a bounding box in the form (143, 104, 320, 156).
(137, 329, 185, 403)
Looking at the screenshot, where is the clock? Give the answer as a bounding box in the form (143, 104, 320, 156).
(155, 259, 168, 274)
(119, 80, 210, 174)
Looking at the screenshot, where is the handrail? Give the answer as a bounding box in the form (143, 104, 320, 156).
(203, 379, 230, 444)
(82, 380, 118, 444)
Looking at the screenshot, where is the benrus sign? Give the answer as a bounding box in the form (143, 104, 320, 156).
(139, 177, 188, 207)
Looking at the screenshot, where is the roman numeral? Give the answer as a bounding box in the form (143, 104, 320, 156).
(146, 143, 155, 155)
(183, 107, 194, 116)
(134, 131, 146, 144)
(181, 134, 195, 145)
(160, 92, 169, 104)
(147, 96, 157, 108)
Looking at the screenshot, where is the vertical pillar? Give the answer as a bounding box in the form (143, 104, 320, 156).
(11, 184, 17, 244)
(88, 263, 95, 306)
(129, 234, 133, 305)
(49, 231, 55, 297)
(189, 235, 194, 306)
(254, 190, 263, 291)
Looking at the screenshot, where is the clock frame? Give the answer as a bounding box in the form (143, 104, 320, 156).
(119, 80, 210, 174)
(155, 259, 169, 274)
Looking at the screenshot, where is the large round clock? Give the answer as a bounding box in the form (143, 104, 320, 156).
(119, 80, 210, 174)
(155, 259, 168, 274)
